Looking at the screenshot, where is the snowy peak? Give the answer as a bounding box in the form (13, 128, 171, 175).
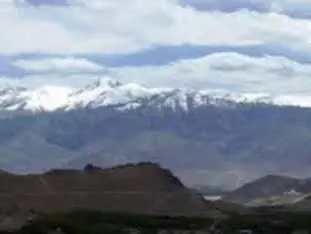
(0, 85, 74, 112)
(0, 78, 309, 112)
(22, 86, 73, 111)
(67, 78, 154, 109)
(82, 77, 123, 91)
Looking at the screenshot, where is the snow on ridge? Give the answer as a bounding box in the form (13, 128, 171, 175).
(0, 77, 309, 112)
(22, 86, 74, 111)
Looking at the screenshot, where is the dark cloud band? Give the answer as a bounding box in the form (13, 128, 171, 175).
(182, 0, 311, 19)
(23, 0, 74, 7)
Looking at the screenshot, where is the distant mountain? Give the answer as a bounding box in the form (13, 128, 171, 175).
(222, 174, 311, 206)
(192, 185, 229, 196)
(0, 162, 220, 217)
(0, 78, 311, 188)
(222, 175, 303, 204)
(0, 77, 311, 112)
(246, 191, 308, 207)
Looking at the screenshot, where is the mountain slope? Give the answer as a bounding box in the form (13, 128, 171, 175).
(222, 174, 311, 207)
(222, 175, 303, 204)
(0, 131, 75, 173)
(0, 78, 310, 188)
(0, 101, 310, 188)
(65, 131, 226, 171)
(0, 163, 220, 217)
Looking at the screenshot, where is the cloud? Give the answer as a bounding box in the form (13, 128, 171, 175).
(105, 52, 311, 95)
(181, 0, 270, 13)
(0, 0, 310, 97)
(0, 74, 93, 88)
(90, 44, 311, 67)
(21, 0, 76, 7)
(0, 0, 309, 54)
(5, 52, 311, 96)
(13, 57, 104, 73)
(182, 0, 311, 18)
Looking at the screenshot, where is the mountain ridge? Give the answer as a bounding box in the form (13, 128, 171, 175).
(222, 173, 311, 206)
(0, 80, 310, 188)
(222, 174, 304, 204)
(0, 100, 311, 188)
(1, 77, 311, 112)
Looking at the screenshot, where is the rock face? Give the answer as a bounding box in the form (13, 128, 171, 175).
(0, 163, 220, 217)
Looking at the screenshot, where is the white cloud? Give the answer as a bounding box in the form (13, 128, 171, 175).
(106, 52, 311, 95)
(0, 0, 309, 54)
(0, 74, 93, 88)
(5, 52, 311, 95)
(13, 57, 104, 72)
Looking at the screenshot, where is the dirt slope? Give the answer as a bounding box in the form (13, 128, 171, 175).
(0, 163, 220, 217)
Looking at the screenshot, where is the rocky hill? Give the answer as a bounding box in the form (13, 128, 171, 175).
(221, 174, 311, 210)
(222, 175, 304, 204)
(0, 162, 220, 217)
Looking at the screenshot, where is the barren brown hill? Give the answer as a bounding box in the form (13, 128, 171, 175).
(0, 162, 220, 217)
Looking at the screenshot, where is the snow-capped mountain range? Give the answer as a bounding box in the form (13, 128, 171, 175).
(0, 77, 311, 112)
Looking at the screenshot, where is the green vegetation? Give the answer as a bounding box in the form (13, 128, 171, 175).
(218, 209, 311, 234)
(18, 210, 213, 234)
(3, 208, 311, 234)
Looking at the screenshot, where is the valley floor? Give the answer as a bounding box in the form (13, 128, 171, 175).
(1, 208, 311, 234)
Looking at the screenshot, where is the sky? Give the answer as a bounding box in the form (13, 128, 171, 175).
(0, 0, 311, 94)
